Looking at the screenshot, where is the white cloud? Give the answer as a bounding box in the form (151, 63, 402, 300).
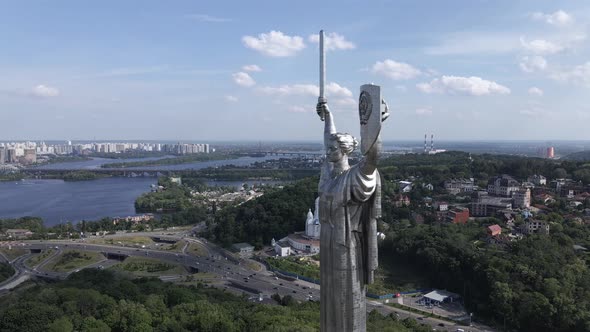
(287, 105, 311, 113)
(528, 87, 544, 96)
(334, 97, 357, 107)
(308, 32, 355, 51)
(97, 65, 168, 77)
(520, 37, 563, 55)
(325, 82, 353, 98)
(550, 62, 590, 86)
(258, 82, 352, 98)
(416, 76, 511, 96)
(519, 55, 547, 73)
(232, 72, 256, 87)
(415, 108, 432, 115)
(225, 95, 238, 102)
(31, 84, 59, 98)
(371, 59, 421, 80)
(185, 14, 231, 23)
(242, 31, 305, 57)
(258, 84, 317, 96)
(425, 32, 520, 55)
(242, 64, 262, 72)
(530, 10, 573, 27)
(395, 85, 407, 92)
(519, 109, 536, 116)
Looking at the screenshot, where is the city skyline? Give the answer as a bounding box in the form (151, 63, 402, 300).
(1, 1, 589, 141)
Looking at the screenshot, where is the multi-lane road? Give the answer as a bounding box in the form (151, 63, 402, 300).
(0, 235, 491, 332)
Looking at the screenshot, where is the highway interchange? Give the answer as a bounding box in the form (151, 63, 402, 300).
(0, 232, 490, 332)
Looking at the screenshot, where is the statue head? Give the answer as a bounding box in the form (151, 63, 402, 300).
(327, 133, 358, 162)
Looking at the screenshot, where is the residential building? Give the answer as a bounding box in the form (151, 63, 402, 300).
(434, 201, 448, 211)
(471, 191, 513, 217)
(487, 224, 502, 237)
(446, 207, 470, 224)
(232, 243, 255, 257)
(22, 149, 37, 164)
(535, 193, 556, 205)
(523, 220, 550, 235)
(0, 147, 5, 164)
(392, 194, 411, 207)
(512, 188, 531, 209)
(3, 229, 33, 239)
(274, 241, 291, 257)
(528, 175, 547, 186)
(444, 178, 475, 195)
(422, 183, 434, 191)
(399, 180, 413, 193)
(487, 174, 520, 197)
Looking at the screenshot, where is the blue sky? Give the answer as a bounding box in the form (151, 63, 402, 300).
(1, 0, 589, 141)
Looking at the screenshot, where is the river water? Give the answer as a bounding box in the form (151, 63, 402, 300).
(33, 155, 280, 170)
(1, 156, 286, 226)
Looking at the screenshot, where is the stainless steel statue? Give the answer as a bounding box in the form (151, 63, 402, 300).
(316, 30, 389, 332)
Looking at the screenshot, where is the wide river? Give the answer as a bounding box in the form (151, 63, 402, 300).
(1, 156, 286, 226)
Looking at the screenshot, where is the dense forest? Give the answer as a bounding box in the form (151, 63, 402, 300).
(209, 177, 318, 248)
(381, 220, 590, 331)
(379, 151, 590, 186)
(135, 178, 194, 212)
(0, 269, 428, 332)
(0, 262, 15, 283)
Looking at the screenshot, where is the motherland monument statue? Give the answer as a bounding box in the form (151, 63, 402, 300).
(316, 30, 389, 332)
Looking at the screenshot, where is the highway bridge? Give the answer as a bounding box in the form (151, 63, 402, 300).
(0, 235, 490, 331)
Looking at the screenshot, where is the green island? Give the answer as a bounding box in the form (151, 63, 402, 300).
(43, 250, 105, 273)
(25, 249, 55, 268)
(41, 155, 92, 164)
(110, 256, 187, 276)
(100, 152, 241, 168)
(0, 248, 28, 261)
(0, 269, 425, 332)
(0, 173, 25, 182)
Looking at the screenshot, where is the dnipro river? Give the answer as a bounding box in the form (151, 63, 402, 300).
(1, 156, 286, 226)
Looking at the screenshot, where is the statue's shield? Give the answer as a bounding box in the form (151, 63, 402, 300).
(359, 84, 382, 155)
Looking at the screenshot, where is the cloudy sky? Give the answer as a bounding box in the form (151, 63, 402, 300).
(1, 0, 589, 141)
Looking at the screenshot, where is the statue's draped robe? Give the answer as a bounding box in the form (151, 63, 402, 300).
(319, 161, 380, 332)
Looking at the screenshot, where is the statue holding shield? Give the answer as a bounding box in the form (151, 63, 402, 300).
(316, 31, 389, 332)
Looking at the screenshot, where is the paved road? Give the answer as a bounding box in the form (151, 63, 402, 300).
(2, 238, 493, 332)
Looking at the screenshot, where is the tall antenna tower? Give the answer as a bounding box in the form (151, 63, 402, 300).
(431, 134, 434, 152)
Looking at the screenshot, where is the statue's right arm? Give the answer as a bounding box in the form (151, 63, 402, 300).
(318, 102, 336, 146)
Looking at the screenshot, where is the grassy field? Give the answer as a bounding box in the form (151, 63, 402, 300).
(266, 256, 319, 279)
(185, 242, 208, 257)
(110, 256, 187, 276)
(43, 250, 105, 273)
(0, 248, 28, 261)
(24, 249, 55, 268)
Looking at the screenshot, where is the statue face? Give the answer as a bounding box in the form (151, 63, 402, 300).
(327, 139, 344, 162)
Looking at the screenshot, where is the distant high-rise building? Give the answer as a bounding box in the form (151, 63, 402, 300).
(23, 149, 37, 164)
(0, 147, 5, 164)
(7, 149, 18, 163)
(546, 147, 555, 159)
